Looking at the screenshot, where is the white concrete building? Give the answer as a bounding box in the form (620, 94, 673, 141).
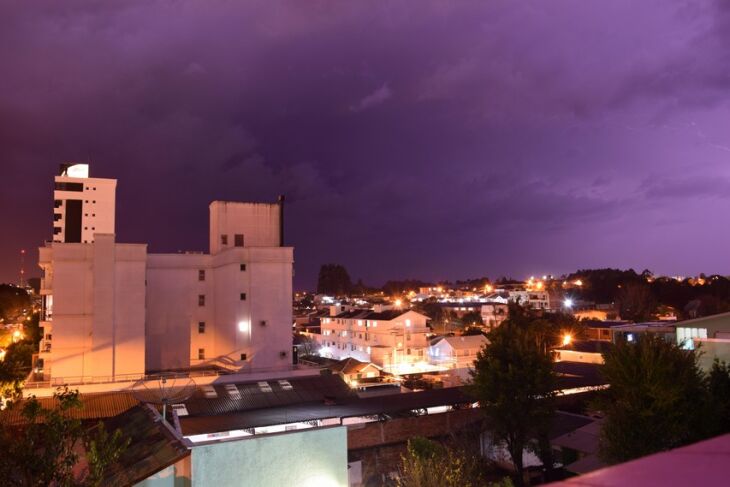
(428, 335, 487, 370)
(317, 307, 431, 374)
(38, 165, 293, 384)
(52, 163, 116, 244)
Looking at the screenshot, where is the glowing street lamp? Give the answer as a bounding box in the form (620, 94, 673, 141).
(563, 298, 574, 309)
(562, 334, 572, 346)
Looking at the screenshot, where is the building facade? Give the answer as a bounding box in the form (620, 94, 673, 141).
(317, 307, 430, 373)
(38, 165, 293, 383)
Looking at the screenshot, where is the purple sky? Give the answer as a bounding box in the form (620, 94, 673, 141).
(2, 1, 730, 289)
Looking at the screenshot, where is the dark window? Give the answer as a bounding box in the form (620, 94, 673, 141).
(240, 293, 247, 301)
(198, 270, 205, 281)
(54, 182, 83, 191)
(260, 320, 267, 326)
(54, 213, 62, 221)
(240, 353, 247, 361)
(54, 200, 62, 208)
(64, 199, 82, 242)
(221, 235, 228, 245)
(240, 264, 246, 271)
(53, 227, 62, 235)
(198, 295, 205, 306)
(234, 234, 244, 247)
(198, 322, 205, 334)
(198, 348, 205, 360)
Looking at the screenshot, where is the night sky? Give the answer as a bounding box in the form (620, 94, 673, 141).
(2, 1, 730, 289)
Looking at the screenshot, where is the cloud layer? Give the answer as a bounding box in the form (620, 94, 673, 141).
(1, 0, 730, 287)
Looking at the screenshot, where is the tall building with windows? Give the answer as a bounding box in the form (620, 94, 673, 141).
(39, 165, 293, 384)
(53, 163, 116, 244)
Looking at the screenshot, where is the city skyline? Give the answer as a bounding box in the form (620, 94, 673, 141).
(3, 1, 730, 289)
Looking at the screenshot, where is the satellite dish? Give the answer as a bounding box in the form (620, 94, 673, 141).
(131, 375, 197, 422)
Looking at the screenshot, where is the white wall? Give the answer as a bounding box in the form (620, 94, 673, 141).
(41, 238, 147, 381)
(190, 426, 348, 487)
(209, 201, 281, 253)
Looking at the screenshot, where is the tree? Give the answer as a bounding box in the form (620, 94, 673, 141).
(0, 340, 34, 403)
(316, 264, 353, 295)
(706, 360, 730, 437)
(599, 335, 707, 464)
(0, 388, 129, 486)
(470, 305, 557, 486)
(0, 284, 31, 324)
(294, 333, 320, 357)
(397, 436, 507, 487)
(616, 282, 656, 322)
(461, 311, 484, 328)
(82, 421, 131, 487)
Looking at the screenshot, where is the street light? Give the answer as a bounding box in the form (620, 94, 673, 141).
(563, 298, 574, 309)
(562, 334, 572, 346)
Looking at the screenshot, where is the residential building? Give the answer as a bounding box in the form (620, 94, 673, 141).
(582, 320, 629, 342)
(673, 312, 730, 370)
(38, 165, 293, 384)
(52, 163, 116, 244)
(329, 357, 382, 386)
(428, 334, 488, 370)
(317, 307, 430, 373)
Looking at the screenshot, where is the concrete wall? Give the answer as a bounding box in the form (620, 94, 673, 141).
(146, 247, 293, 372)
(190, 426, 348, 487)
(209, 201, 281, 254)
(41, 238, 147, 381)
(145, 253, 208, 372)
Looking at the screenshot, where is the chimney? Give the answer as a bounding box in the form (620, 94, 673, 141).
(278, 194, 285, 247)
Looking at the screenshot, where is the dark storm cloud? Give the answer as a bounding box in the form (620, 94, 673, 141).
(2, 0, 730, 287)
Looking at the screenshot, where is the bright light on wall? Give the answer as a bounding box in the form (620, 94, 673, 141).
(238, 320, 250, 333)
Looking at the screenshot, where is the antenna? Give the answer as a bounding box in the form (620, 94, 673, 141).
(131, 375, 197, 423)
(19, 249, 25, 287)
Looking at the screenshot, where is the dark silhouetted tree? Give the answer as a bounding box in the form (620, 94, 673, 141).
(616, 282, 656, 322)
(316, 264, 353, 295)
(470, 305, 557, 486)
(599, 335, 706, 463)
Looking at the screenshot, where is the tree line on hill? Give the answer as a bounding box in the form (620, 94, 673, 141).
(315, 265, 730, 321)
(566, 268, 730, 320)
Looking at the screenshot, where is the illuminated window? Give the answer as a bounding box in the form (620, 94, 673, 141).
(405, 319, 412, 327)
(677, 327, 708, 350)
